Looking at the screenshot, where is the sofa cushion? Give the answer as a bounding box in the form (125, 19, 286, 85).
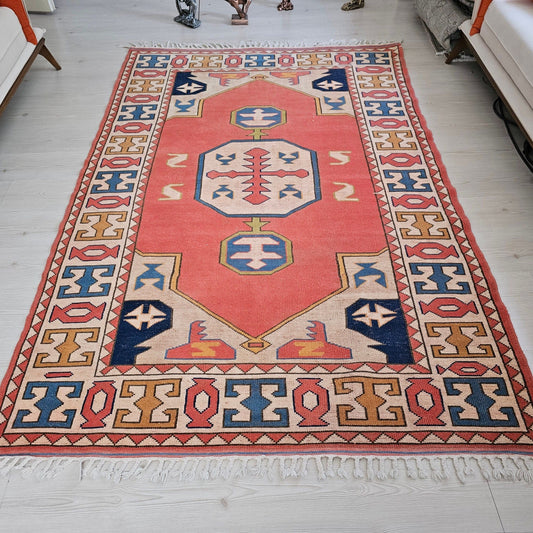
(0, 6, 28, 86)
(0, 0, 37, 44)
(481, 0, 533, 105)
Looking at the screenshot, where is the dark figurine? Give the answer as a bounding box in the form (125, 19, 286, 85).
(277, 0, 293, 10)
(341, 0, 365, 10)
(224, 0, 252, 24)
(175, 0, 201, 28)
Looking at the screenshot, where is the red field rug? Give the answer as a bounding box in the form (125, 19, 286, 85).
(1, 44, 533, 480)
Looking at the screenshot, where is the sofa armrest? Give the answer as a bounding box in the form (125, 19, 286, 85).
(460, 18, 533, 146)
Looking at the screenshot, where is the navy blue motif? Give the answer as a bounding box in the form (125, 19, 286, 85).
(346, 298, 413, 364)
(312, 69, 348, 92)
(111, 300, 173, 365)
(172, 72, 207, 95)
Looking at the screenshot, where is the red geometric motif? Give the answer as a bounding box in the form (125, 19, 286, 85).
(138, 78, 385, 338)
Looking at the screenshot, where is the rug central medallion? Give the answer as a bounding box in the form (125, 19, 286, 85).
(196, 138, 319, 216)
(136, 71, 387, 348)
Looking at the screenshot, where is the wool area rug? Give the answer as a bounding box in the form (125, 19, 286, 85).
(1, 44, 533, 481)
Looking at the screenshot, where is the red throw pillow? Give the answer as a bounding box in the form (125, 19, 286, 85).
(0, 0, 37, 44)
(470, 0, 493, 35)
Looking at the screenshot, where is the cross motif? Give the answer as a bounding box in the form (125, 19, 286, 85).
(206, 147, 308, 205)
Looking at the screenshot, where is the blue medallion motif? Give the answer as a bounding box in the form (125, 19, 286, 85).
(224, 233, 290, 274)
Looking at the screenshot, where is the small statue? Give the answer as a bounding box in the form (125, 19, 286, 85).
(341, 0, 364, 10)
(224, 0, 252, 24)
(277, 0, 293, 10)
(175, 0, 201, 28)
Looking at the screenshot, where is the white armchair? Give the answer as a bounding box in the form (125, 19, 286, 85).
(447, 0, 533, 147)
(0, 0, 60, 115)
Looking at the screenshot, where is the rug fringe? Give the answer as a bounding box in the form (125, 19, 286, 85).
(127, 39, 400, 50)
(1, 454, 532, 483)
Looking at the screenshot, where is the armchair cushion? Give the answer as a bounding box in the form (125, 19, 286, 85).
(481, 0, 533, 104)
(0, 0, 37, 44)
(0, 7, 27, 86)
(0, 4, 45, 105)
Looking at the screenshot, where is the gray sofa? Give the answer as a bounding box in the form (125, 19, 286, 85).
(415, 0, 473, 52)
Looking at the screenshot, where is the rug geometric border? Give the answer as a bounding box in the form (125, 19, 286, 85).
(1, 44, 532, 457)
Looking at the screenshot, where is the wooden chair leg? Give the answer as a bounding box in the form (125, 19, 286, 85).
(445, 34, 467, 64)
(39, 43, 61, 71)
(0, 40, 61, 117)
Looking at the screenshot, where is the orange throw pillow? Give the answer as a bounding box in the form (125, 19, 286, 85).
(470, 0, 493, 35)
(0, 0, 37, 44)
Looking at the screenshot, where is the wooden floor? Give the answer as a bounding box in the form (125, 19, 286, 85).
(1, 0, 533, 531)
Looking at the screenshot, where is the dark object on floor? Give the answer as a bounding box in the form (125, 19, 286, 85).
(493, 98, 533, 173)
(174, 0, 201, 28)
(277, 0, 293, 10)
(225, 0, 251, 24)
(415, 0, 470, 53)
(342, 0, 364, 10)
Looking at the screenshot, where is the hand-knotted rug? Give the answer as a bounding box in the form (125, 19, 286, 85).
(1, 44, 533, 481)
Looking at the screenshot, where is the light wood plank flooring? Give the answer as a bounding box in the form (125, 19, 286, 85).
(0, 1, 532, 531)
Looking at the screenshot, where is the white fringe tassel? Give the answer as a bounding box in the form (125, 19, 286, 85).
(1, 454, 532, 483)
(128, 39, 400, 49)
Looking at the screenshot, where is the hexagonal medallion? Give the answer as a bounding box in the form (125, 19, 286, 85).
(231, 106, 286, 130)
(220, 230, 293, 275)
(196, 139, 320, 217)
